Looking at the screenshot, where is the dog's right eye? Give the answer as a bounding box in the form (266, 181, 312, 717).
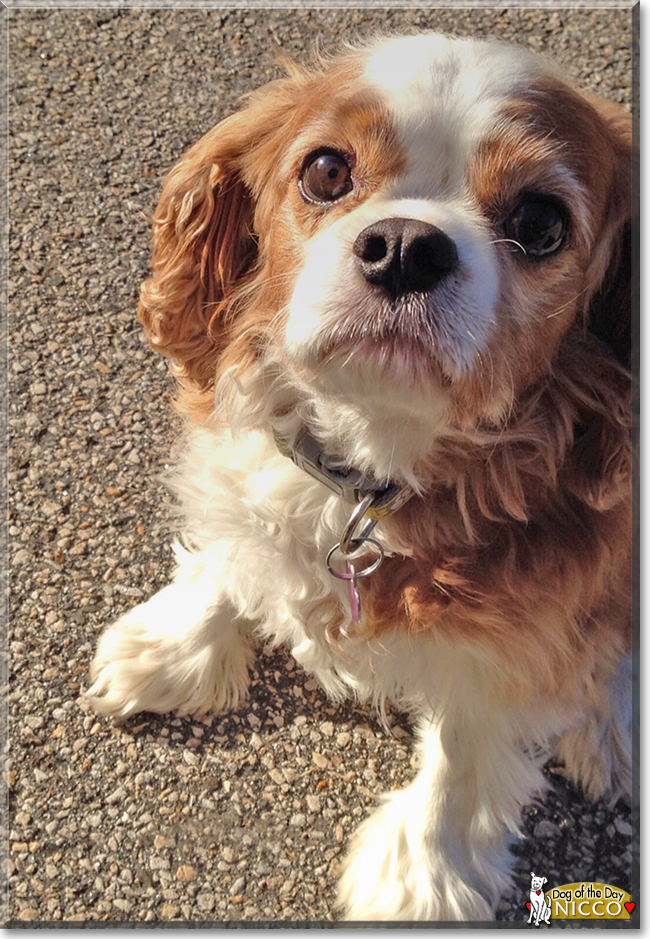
(503, 193, 569, 258)
(299, 150, 353, 204)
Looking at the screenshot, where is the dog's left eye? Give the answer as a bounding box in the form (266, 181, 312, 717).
(504, 195, 568, 258)
(300, 150, 353, 204)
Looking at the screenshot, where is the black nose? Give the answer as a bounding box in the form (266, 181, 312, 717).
(353, 217, 459, 300)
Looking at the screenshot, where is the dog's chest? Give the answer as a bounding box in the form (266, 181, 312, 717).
(181, 428, 370, 614)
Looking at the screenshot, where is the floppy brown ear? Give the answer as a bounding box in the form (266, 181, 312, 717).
(568, 395, 631, 512)
(585, 97, 634, 369)
(587, 222, 631, 368)
(139, 113, 258, 399)
(567, 97, 634, 511)
(138, 75, 305, 416)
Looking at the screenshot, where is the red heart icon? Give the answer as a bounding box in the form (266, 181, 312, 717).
(526, 902, 531, 911)
(625, 902, 635, 914)
(536, 890, 541, 895)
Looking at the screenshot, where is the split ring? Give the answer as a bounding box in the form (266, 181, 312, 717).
(340, 493, 379, 554)
(326, 538, 385, 580)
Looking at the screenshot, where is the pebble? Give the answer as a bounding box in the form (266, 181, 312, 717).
(533, 820, 561, 839)
(306, 795, 321, 813)
(175, 865, 197, 883)
(106, 787, 126, 805)
(197, 892, 216, 911)
(614, 818, 634, 837)
(229, 877, 246, 896)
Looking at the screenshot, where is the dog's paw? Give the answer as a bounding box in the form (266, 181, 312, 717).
(555, 653, 632, 805)
(555, 714, 631, 805)
(85, 606, 252, 719)
(337, 791, 494, 922)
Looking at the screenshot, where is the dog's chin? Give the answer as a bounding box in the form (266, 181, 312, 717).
(285, 289, 486, 400)
(283, 339, 454, 466)
(317, 334, 445, 391)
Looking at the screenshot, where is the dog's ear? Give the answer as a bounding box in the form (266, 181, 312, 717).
(569, 391, 631, 512)
(587, 222, 631, 368)
(565, 98, 633, 512)
(138, 76, 304, 415)
(584, 97, 634, 369)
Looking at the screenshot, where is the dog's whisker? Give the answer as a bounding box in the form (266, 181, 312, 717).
(544, 284, 590, 319)
(488, 237, 527, 255)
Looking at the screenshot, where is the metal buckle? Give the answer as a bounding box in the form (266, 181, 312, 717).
(365, 482, 414, 519)
(274, 428, 364, 504)
(273, 427, 414, 516)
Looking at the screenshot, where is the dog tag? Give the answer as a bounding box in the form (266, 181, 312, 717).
(326, 538, 383, 629)
(345, 560, 361, 623)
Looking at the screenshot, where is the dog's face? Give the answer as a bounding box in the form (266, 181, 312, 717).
(530, 874, 547, 892)
(141, 33, 631, 482)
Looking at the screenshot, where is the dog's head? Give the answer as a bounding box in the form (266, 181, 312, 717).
(140, 33, 632, 488)
(530, 873, 547, 891)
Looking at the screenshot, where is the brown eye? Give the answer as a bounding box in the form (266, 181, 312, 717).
(300, 150, 353, 204)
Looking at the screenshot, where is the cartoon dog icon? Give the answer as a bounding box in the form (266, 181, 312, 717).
(528, 872, 551, 926)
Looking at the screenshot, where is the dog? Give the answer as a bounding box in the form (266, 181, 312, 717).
(528, 873, 551, 926)
(86, 33, 633, 921)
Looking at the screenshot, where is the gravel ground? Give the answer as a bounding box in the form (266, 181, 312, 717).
(4, 4, 637, 926)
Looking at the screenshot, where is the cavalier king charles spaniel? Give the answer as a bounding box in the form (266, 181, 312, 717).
(87, 33, 633, 921)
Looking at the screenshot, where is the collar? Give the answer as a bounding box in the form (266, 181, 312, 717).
(273, 426, 414, 520)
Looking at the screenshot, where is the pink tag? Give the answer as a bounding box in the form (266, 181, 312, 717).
(345, 560, 361, 623)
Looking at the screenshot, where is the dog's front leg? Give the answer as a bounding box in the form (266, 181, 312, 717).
(338, 708, 544, 922)
(85, 544, 253, 719)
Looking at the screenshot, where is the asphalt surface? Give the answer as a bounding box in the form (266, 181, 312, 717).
(4, 4, 637, 925)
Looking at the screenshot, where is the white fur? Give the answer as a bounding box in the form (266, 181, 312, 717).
(365, 34, 548, 200)
(88, 544, 253, 717)
(339, 723, 533, 921)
